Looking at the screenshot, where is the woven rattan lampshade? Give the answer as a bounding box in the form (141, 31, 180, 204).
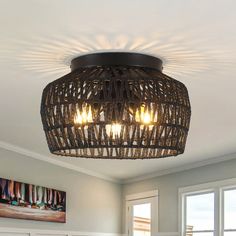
(41, 52, 191, 159)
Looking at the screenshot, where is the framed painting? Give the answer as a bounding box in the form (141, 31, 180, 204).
(0, 177, 66, 223)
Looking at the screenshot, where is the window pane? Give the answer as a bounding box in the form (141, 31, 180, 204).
(224, 232, 236, 236)
(186, 193, 214, 231)
(224, 189, 236, 229)
(133, 203, 151, 236)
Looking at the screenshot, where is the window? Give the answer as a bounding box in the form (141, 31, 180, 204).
(180, 178, 236, 236)
(126, 190, 158, 236)
(223, 189, 236, 235)
(185, 192, 214, 236)
(133, 203, 151, 236)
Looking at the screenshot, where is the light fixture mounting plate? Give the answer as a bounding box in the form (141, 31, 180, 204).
(70, 52, 163, 72)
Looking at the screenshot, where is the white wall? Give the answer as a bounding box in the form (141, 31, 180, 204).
(122, 155, 236, 233)
(1, 146, 236, 235)
(0, 148, 122, 234)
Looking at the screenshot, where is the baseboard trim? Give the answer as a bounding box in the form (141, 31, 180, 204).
(122, 233, 179, 236)
(0, 227, 179, 236)
(0, 226, 121, 236)
(156, 233, 179, 236)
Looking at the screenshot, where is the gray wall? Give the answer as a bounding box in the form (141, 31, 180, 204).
(0, 148, 122, 233)
(122, 155, 236, 233)
(1, 146, 236, 234)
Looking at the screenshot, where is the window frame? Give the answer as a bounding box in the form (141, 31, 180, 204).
(221, 186, 236, 235)
(125, 190, 159, 236)
(179, 178, 236, 236)
(182, 190, 215, 235)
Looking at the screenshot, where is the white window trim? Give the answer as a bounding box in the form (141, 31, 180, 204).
(178, 177, 236, 236)
(126, 190, 159, 201)
(125, 190, 159, 236)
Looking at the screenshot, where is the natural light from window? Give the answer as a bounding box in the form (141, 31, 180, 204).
(133, 203, 151, 236)
(224, 189, 236, 235)
(185, 192, 214, 236)
(182, 181, 236, 236)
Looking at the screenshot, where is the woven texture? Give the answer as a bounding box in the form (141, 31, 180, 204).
(41, 66, 191, 159)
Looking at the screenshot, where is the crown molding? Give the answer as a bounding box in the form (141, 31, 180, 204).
(122, 152, 236, 184)
(1, 140, 236, 185)
(0, 140, 120, 184)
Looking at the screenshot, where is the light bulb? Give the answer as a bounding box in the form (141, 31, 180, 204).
(74, 111, 83, 124)
(134, 105, 154, 131)
(74, 104, 93, 125)
(143, 111, 151, 124)
(87, 106, 93, 122)
(135, 105, 152, 124)
(106, 123, 122, 139)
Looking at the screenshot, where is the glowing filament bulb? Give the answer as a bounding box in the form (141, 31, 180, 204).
(135, 105, 152, 124)
(74, 111, 83, 124)
(87, 106, 93, 122)
(135, 110, 140, 122)
(74, 104, 93, 124)
(143, 111, 151, 124)
(106, 123, 122, 138)
(81, 110, 87, 123)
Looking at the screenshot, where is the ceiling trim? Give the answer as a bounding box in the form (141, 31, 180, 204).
(122, 152, 236, 184)
(0, 140, 120, 183)
(1, 140, 236, 185)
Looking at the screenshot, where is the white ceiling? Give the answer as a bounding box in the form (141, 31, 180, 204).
(0, 0, 236, 183)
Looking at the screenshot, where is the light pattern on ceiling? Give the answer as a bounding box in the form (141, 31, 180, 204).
(1, 32, 234, 79)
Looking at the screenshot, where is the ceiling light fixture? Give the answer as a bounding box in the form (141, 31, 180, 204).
(40, 52, 191, 159)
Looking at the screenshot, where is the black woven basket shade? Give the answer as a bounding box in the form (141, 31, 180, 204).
(41, 52, 191, 159)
